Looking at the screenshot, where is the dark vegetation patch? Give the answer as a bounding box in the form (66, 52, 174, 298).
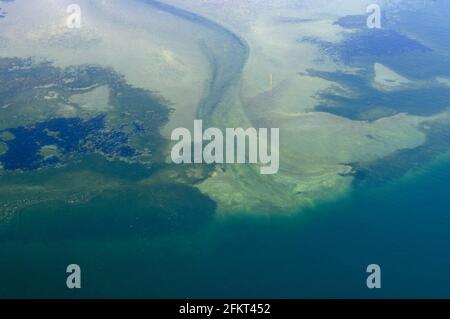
(0, 57, 172, 171)
(350, 123, 450, 186)
(308, 69, 450, 121)
(0, 183, 217, 241)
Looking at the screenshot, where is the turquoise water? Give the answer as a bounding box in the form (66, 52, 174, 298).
(1, 155, 450, 298)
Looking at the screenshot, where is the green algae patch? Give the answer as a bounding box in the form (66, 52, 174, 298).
(0, 131, 15, 141)
(0, 142, 7, 155)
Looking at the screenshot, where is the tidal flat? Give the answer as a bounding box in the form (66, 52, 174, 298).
(1, 0, 449, 214)
(169, 0, 450, 212)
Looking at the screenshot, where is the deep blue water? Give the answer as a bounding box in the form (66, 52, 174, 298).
(0, 116, 104, 170)
(0, 116, 141, 171)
